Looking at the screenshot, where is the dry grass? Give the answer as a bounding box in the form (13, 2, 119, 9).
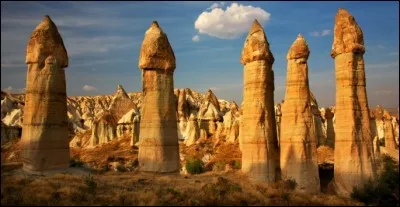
(1, 169, 362, 206)
(1, 133, 363, 206)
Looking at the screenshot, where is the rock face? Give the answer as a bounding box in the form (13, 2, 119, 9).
(274, 103, 282, 145)
(280, 35, 320, 193)
(321, 107, 335, 148)
(109, 84, 136, 121)
(383, 110, 397, 150)
(21, 15, 70, 172)
(331, 9, 376, 197)
(138, 21, 179, 173)
(224, 101, 240, 143)
(240, 20, 278, 182)
(184, 114, 200, 146)
(90, 111, 118, 146)
(198, 89, 222, 136)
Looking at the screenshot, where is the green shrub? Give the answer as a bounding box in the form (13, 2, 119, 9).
(84, 174, 97, 195)
(116, 163, 127, 172)
(234, 160, 241, 169)
(351, 155, 399, 206)
(185, 158, 204, 174)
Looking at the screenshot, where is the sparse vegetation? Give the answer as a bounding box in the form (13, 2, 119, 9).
(185, 158, 204, 174)
(84, 174, 97, 195)
(69, 157, 84, 167)
(351, 155, 399, 206)
(284, 178, 298, 190)
(234, 160, 241, 169)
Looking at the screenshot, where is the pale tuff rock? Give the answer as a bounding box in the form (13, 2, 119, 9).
(116, 108, 140, 139)
(90, 111, 118, 146)
(392, 117, 399, 146)
(240, 20, 278, 182)
(375, 106, 385, 139)
(224, 101, 240, 143)
(2, 108, 23, 128)
(176, 89, 189, 121)
(280, 35, 320, 194)
(138, 21, 179, 173)
(177, 117, 187, 141)
(108, 84, 137, 121)
(383, 110, 397, 150)
(320, 107, 335, 148)
(21, 15, 70, 172)
(131, 114, 141, 147)
(274, 103, 282, 145)
(184, 114, 200, 146)
(331, 8, 376, 197)
(369, 110, 381, 164)
(213, 121, 224, 148)
(198, 89, 223, 136)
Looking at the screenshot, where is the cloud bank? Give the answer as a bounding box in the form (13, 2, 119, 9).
(194, 3, 271, 39)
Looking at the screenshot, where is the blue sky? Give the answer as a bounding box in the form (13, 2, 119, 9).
(1, 1, 399, 108)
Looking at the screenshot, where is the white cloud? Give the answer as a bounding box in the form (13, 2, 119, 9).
(207, 2, 225, 10)
(194, 3, 271, 39)
(310, 29, 331, 37)
(82, 85, 98, 92)
(192, 35, 200, 42)
(3, 86, 12, 93)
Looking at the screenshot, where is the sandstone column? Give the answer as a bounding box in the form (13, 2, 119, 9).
(240, 20, 279, 182)
(383, 110, 397, 150)
(331, 8, 376, 197)
(21, 15, 69, 172)
(138, 21, 179, 173)
(280, 34, 320, 193)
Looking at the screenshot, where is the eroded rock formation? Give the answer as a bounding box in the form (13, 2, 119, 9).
(280, 34, 320, 193)
(137, 21, 179, 173)
(331, 8, 376, 197)
(21, 15, 70, 172)
(240, 19, 278, 182)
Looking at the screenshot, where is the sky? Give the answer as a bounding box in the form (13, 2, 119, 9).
(1, 1, 399, 108)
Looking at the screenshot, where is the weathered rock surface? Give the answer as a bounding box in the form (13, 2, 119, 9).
(331, 8, 376, 197)
(383, 110, 397, 150)
(21, 15, 70, 172)
(184, 114, 200, 146)
(280, 35, 320, 193)
(138, 21, 179, 173)
(240, 20, 278, 182)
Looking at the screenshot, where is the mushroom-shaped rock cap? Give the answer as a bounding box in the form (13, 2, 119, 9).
(138, 21, 176, 71)
(205, 89, 220, 112)
(241, 19, 274, 65)
(287, 34, 310, 60)
(26, 15, 68, 68)
(331, 8, 365, 58)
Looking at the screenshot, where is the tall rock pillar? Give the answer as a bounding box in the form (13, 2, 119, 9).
(331, 8, 376, 197)
(22, 15, 69, 172)
(280, 35, 320, 193)
(138, 21, 179, 173)
(240, 20, 279, 182)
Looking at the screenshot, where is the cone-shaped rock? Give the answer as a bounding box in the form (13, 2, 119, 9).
(240, 19, 279, 182)
(138, 21, 176, 72)
(331, 8, 376, 197)
(138, 21, 179, 173)
(280, 35, 320, 194)
(109, 84, 137, 120)
(21, 15, 69, 172)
